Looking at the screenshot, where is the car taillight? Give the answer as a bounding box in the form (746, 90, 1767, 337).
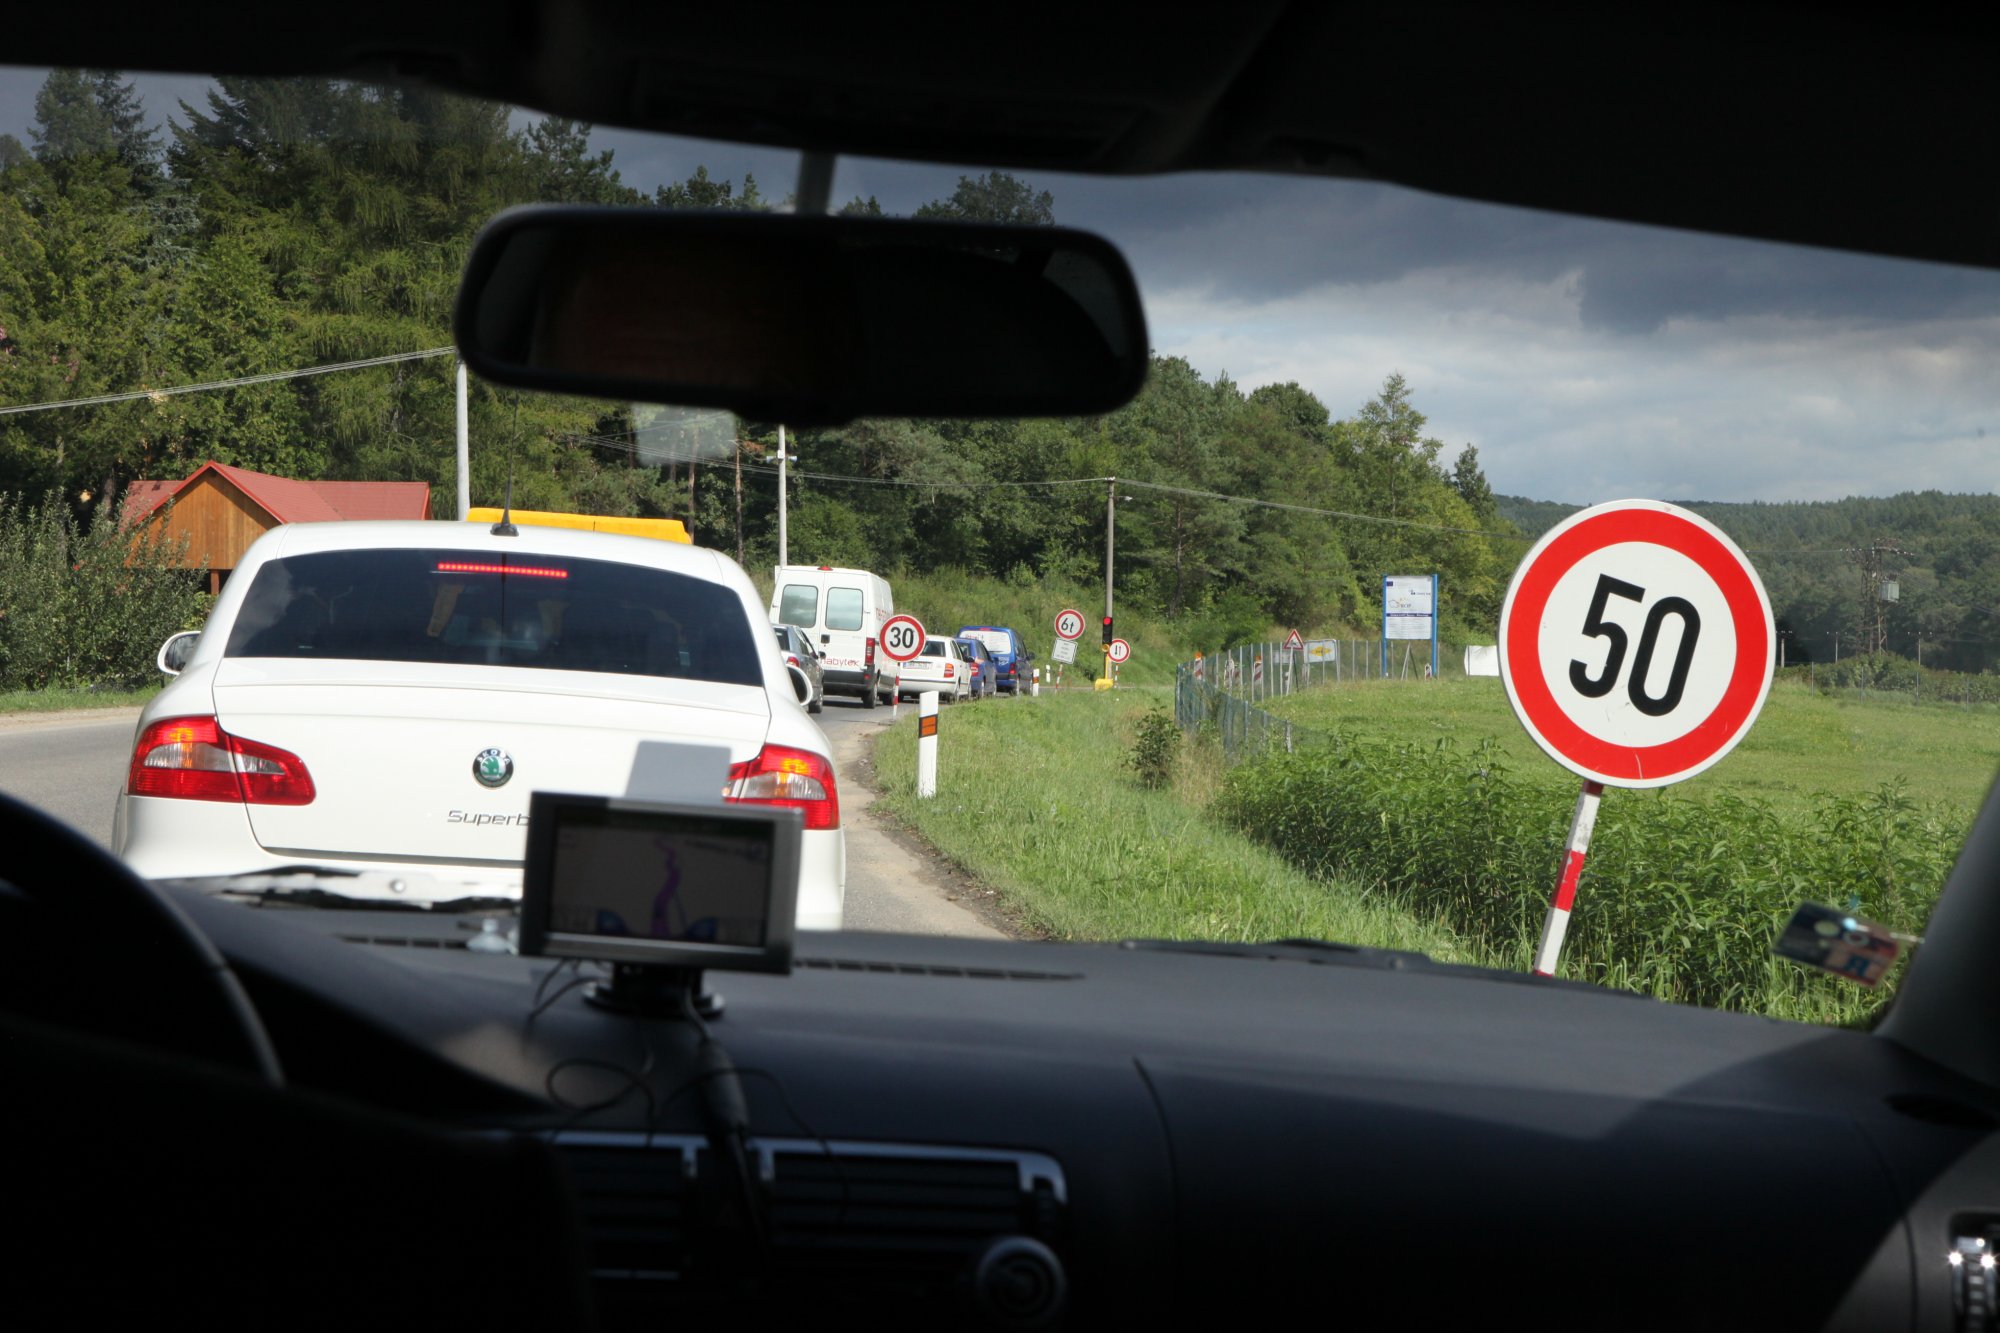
(129, 715, 316, 806)
(786, 653, 803, 668)
(725, 744, 839, 830)
(865, 638, 876, 668)
(944, 663, 955, 678)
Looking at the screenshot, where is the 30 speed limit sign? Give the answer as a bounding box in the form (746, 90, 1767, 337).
(1054, 608, 1086, 641)
(1500, 499, 1773, 979)
(1500, 499, 1773, 789)
(878, 614, 927, 663)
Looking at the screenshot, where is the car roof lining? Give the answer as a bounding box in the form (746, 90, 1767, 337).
(8, 3, 1997, 270)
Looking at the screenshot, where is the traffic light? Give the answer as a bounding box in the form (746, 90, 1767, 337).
(1101, 615, 1114, 646)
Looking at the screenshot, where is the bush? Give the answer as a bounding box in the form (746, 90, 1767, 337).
(1128, 705, 1180, 788)
(0, 493, 209, 690)
(1214, 732, 1957, 1022)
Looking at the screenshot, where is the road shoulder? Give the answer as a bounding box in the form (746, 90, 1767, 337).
(822, 711, 1017, 939)
(0, 706, 144, 732)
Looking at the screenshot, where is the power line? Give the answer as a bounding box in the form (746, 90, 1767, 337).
(1119, 477, 1530, 541)
(0, 346, 457, 419)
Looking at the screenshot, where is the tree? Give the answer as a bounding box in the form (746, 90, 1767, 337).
(30, 70, 159, 187)
(914, 171, 1054, 225)
(521, 117, 635, 205)
(1450, 443, 1497, 524)
(655, 166, 767, 210)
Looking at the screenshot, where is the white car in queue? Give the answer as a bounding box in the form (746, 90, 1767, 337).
(112, 520, 845, 929)
(894, 636, 971, 703)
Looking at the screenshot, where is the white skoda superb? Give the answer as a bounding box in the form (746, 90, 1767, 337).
(112, 520, 845, 929)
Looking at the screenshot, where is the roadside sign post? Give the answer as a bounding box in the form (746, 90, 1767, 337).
(1051, 635, 1077, 693)
(1107, 637, 1132, 688)
(879, 614, 926, 723)
(916, 690, 940, 798)
(1499, 500, 1775, 978)
(1383, 575, 1439, 677)
(879, 614, 926, 665)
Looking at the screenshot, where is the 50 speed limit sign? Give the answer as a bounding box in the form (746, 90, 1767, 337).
(878, 614, 927, 663)
(1054, 608, 1086, 641)
(1500, 499, 1773, 789)
(1500, 500, 1774, 978)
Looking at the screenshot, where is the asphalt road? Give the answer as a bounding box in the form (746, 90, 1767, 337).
(0, 708, 141, 847)
(0, 698, 1008, 938)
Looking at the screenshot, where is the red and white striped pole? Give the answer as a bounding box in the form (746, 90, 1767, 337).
(1532, 780, 1604, 977)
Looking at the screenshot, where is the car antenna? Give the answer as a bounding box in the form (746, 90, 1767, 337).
(490, 464, 518, 537)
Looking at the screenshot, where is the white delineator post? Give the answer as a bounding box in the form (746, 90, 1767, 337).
(1533, 781, 1604, 977)
(916, 690, 940, 798)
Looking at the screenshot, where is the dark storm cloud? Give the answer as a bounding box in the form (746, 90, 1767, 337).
(837, 156, 2000, 335)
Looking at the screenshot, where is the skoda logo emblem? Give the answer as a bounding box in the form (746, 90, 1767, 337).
(472, 748, 514, 788)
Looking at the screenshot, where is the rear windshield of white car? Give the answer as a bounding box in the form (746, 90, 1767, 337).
(826, 586, 865, 631)
(776, 584, 818, 628)
(225, 550, 762, 686)
(920, 641, 951, 657)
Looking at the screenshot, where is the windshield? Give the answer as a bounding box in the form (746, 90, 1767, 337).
(2, 68, 1994, 1027)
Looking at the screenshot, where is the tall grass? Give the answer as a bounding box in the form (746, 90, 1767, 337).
(873, 691, 1481, 959)
(1215, 732, 1957, 1023)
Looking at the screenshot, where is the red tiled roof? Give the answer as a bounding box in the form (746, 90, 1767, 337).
(122, 461, 431, 524)
(119, 479, 180, 523)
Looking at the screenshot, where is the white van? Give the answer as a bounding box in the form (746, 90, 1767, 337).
(771, 566, 896, 708)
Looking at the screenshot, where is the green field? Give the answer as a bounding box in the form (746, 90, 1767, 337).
(872, 690, 1483, 959)
(1259, 675, 2000, 817)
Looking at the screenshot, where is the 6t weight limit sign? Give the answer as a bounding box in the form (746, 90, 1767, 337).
(1500, 500, 1774, 789)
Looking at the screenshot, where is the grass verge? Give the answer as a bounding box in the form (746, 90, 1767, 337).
(0, 685, 160, 715)
(872, 687, 1486, 960)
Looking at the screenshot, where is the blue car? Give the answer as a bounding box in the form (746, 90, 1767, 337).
(954, 636, 998, 698)
(956, 626, 1034, 695)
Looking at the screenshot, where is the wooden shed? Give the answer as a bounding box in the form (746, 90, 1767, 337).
(122, 461, 432, 593)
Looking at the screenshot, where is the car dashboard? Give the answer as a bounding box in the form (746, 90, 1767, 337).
(132, 883, 2000, 1331)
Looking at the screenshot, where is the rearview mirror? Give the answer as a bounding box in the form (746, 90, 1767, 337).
(453, 207, 1149, 425)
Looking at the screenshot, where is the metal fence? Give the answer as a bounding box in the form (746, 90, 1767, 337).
(1173, 639, 1486, 763)
(1185, 639, 1480, 700)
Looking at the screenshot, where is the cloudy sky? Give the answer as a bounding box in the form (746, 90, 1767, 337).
(6, 69, 1997, 506)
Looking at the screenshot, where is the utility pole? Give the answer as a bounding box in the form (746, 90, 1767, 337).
(733, 438, 744, 564)
(1852, 540, 1912, 656)
(454, 361, 470, 520)
(1102, 476, 1116, 684)
(777, 423, 789, 566)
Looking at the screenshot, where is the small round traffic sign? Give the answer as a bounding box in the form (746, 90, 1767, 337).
(1499, 499, 1773, 789)
(1107, 638, 1132, 664)
(878, 614, 927, 663)
(1054, 608, 1086, 641)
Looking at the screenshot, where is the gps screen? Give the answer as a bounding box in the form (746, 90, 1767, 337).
(548, 810, 772, 946)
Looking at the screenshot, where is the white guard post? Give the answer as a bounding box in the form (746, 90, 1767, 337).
(1031, 667, 1040, 696)
(1533, 780, 1604, 976)
(916, 690, 940, 798)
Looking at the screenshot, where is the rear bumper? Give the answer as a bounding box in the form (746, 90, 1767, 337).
(822, 667, 883, 698)
(116, 794, 847, 929)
